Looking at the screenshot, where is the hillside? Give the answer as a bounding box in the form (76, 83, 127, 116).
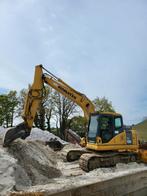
(133, 120, 147, 141)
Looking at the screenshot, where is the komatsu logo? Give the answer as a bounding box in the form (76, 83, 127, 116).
(58, 86, 76, 99)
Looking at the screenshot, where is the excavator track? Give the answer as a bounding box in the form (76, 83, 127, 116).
(79, 152, 139, 172)
(60, 147, 90, 162)
(66, 149, 90, 162)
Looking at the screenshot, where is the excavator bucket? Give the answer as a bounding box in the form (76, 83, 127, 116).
(3, 123, 30, 147)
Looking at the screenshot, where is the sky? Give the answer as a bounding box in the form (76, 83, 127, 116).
(0, 0, 147, 124)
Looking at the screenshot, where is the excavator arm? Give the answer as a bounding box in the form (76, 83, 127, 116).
(3, 65, 95, 147)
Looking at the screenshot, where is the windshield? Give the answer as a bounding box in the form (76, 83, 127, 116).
(88, 115, 98, 139)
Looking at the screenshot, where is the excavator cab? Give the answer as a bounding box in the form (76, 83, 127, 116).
(88, 112, 123, 144)
(86, 112, 139, 152)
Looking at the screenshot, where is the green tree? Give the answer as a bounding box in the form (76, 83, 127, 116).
(0, 91, 18, 127)
(93, 96, 115, 112)
(0, 95, 8, 126)
(7, 91, 18, 127)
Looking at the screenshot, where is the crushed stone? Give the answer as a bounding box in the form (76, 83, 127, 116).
(0, 126, 66, 144)
(7, 139, 61, 188)
(0, 148, 17, 196)
(26, 128, 66, 144)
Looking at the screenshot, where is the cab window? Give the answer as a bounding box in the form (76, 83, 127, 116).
(115, 117, 122, 129)
(88, 115, 98, 138)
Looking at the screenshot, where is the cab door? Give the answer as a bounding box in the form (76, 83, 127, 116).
(87, 115, 99, 143)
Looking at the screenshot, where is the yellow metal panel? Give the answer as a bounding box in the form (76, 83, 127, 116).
(44, 76, 95, 120)
(22, 65, 44, 128)
(87, 130, 139, 151)
(87, 143, 138, 151)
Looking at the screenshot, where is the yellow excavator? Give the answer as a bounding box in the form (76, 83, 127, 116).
(3, 65, 147, 171)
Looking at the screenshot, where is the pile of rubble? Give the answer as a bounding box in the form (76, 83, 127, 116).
(0, 147, 16, 195)
(0, 126, 65, 144)
(0, 127, 65, 195)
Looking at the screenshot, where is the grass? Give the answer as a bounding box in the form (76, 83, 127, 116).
(133, 120, 147, 141)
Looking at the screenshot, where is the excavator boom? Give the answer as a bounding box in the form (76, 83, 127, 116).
(3, 65, 95, 147)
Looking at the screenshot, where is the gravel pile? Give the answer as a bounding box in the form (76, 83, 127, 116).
(0, 127, 63, 193)
(8, 140, 61, 188)
(0, 126, 65, 144)
(26, 128, 66, 144)
(0, 148, 17, 196)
